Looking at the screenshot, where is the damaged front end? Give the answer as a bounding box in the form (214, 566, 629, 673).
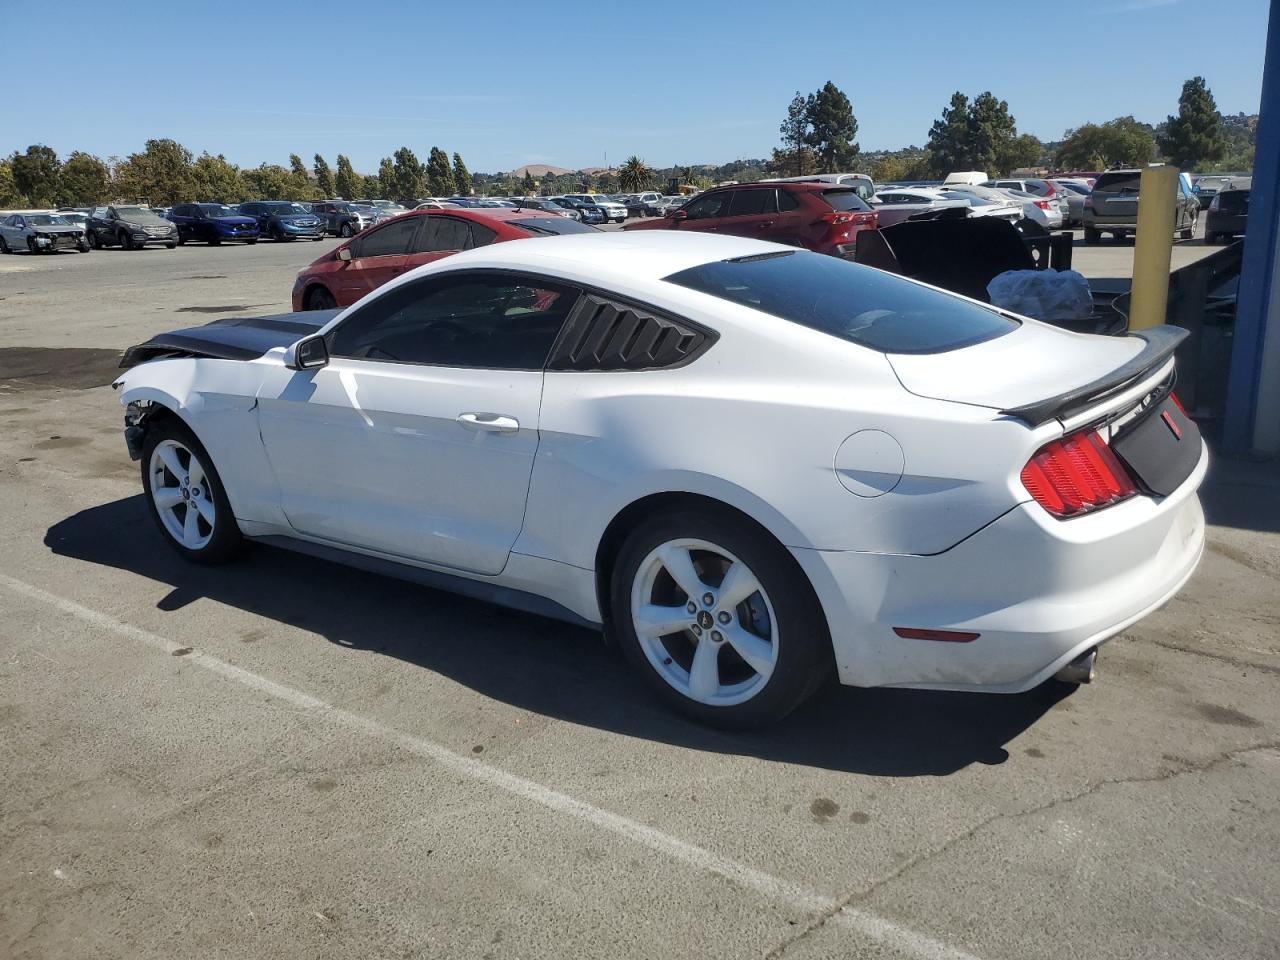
(123, 400, 158, 461)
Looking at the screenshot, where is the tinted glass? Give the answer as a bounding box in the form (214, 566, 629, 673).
(820, 190, 871, 212)
(414, 216, 473, 252)
(507, 217, 599, 236)
(665, 251, 1017, 354)
(470, 221, 498, 246)
(328, 275, 579, 369)
(1093, 172, 1142, 194)
(727, 189, 776, 217)
(114, 207, 151, 219)
(1216, 190, 1249, 214)
(354, 217, 419, 258)
(682, 192, 731, 220)
(27, 215, 70, 225)
(777, 190, 800, 212)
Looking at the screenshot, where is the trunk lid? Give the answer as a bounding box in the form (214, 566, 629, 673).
(886, 320, 1161, 421)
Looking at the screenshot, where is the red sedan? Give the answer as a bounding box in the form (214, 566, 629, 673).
(623, 181, 876, 257)
(292, 208, 598, 311)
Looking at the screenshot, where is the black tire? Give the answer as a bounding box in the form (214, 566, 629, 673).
(208, 236, 221, 246)
(0, 236, 8, 254)
(1180, 226, 1194, 241)
(305, 286, 338, 310)
(165, 242, 176, 249)
(118, 232, 135, 251)
(246, 238, 258, 245)
(272, 225, 287, 242)
(141, 418, 243, 565)
(177, 234, 186, 245)
(89, 231, 100, 249)
(610, 508, 832, 727)
(340, 222, 355, 238)
(1205, 231, 1219, 245)
(78, 242, 90, 253)
(1083, 227, 1100, 245)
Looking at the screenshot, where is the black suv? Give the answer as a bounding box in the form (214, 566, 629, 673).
(87, 206, 178, 250)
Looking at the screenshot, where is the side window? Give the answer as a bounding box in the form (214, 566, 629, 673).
(682, 192, 730, 220)
(413, 217, 473, 253)
(469, 221, 497, 247)
(727, 190, 777, 217)
(328, 274, 580, 370)
(777, 190, 801, 212)
(351, 216, 419, 258)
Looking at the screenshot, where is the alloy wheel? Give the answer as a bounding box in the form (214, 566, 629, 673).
(148, 439, 216, 550)
(629, 538, 778, 706)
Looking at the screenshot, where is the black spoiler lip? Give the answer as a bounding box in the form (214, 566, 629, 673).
(1001, 325, 1187, 425)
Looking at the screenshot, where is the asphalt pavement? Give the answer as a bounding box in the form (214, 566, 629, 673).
(1, 231, 1277, 960)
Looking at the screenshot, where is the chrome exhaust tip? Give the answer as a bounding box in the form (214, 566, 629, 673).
(1055, 648, 1097, 685)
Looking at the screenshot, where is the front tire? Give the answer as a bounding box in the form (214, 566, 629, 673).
(340, 222, 355, 237)
(610, 509, 832, 727)
(0, 237, 8, 254)
(1084, 227, 1100, 244)
(141, 419, 242, 565)
(305, 286, 338, 310)
(118, 232, 135, 251)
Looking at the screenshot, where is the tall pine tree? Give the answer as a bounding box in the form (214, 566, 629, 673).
(1159, 77, 1224, 171)
(335, 155, 359, 201)
(805, 81, 858, 171)
(426, 147, 455, 196)
(451, 152, 472, 195)
(313, 154, 336, 197)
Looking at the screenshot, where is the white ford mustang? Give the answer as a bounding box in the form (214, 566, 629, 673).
(114, 232, 1207, 725)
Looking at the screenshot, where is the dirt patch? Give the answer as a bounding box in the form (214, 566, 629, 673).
(176, 303, 272, 314)
(0, 347, 123, 391)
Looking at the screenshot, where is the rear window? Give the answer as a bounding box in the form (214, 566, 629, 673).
(1216, 190, 1249, 214)
(665, 251, 1017, 354)
(1093, 172, 1141, 194)
(819, 190, 871, 213)
(507, 217, 601, 236)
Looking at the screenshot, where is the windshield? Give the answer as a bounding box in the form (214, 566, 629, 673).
(199, 204, 237, 218)
(509, 217, 602, 236)
(264, 202, 308, 214)
(27, 214, 71, 226)
(665, 250, 1016, 354)
(114, 206, 153, 220)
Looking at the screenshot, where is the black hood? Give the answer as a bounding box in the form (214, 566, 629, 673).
(120, 310, 339, 367)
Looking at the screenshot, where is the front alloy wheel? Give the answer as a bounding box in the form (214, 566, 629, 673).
(612, 511, 831, 726)
(142, 421, 242, 564)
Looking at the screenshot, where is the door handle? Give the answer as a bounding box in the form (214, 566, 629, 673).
(758, 220, 775, 228)
(456, 412, 520, 433)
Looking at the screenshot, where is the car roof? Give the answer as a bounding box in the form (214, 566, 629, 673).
(426, 230, 784, 285)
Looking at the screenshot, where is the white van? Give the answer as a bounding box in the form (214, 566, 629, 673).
(942, 171, 990, 187)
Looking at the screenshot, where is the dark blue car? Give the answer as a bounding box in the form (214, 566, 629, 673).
(238, 201, 326, 241)
(167, 203, 260, 245)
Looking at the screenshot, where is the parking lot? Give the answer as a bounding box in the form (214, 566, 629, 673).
(2, 235, 1278, 960)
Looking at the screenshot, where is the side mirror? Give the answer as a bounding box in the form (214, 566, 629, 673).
(337, 247, 352, 262)
(286, 334, 330, 370)
(669, 209, 688, 221)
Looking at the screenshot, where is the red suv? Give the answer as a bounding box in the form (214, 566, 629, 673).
(292, 208, 598, 310)
(622, 182, 876, 256)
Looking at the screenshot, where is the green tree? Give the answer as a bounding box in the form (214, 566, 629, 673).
(113, 139, 196, 205)
(966, 91, 1018, 174)
(451, 152, 472, 195)
(0, 159, 21, 206)
(1159, 76, 1225, 171)
(288, 154, 314, 198)
(57, 151, 110, 206)
(377, 157, 395, 197)
(192, 153, 244, 202)
(335, 155, 359, 200)
(805, 81, 858, 170)
(521, 170, 536, 194)
(313, 154, 336, 196)
(778, 91, 815, 177)
(426, 147, 455, 196)
(11, 144, 62, 206)
(926, 92, 972, 176)
(1056, 117, 1156, 170)
(618, 155, 655, 192)
(393, 146, 425, 199)
(361, 174, 383, 197)
(999, 133, 1044, 173)
(240, 164, 292, 200)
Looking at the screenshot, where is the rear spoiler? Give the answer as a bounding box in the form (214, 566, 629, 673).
(1000, 325, 1187, 425)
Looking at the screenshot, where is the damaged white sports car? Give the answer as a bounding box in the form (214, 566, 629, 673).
(114, 232, 1207, 725)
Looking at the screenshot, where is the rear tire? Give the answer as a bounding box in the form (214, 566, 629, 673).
(1180, 226, 1193, 241)
(209, 237, 221, 246)
(165, 242, 176, 249)
(141, 418, 243, 565)
(0, 237, 8, 254)
(246, 238, 258, 245)
(610, 509, 832, 727)
(1083, 227, 1100, 245)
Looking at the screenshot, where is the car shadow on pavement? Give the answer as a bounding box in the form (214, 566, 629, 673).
(45, 496, 1071, 777)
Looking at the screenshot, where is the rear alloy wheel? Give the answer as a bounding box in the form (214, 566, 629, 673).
(306, 286, 337, 310)
(612, 511, 831, 726)
(142, 421, 242, 564)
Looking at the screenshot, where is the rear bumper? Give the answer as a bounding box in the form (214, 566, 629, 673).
(1205, 214, 1246, 234)
(794, 441, 1208, 692)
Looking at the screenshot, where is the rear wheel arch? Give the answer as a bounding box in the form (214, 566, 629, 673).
(593, 492, 818, 638)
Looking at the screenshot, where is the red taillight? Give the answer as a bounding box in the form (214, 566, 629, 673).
(1034, 199, 1051, 210)
(1020, 430, 1137, 517)
(821, 211, 854, 225)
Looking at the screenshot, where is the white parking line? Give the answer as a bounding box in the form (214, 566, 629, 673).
(0, 571, 981, 960)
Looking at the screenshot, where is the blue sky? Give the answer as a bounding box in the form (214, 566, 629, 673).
(1, 0, 1270, 174)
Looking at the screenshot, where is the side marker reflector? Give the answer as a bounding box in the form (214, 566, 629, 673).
(893, 627, 980, 643)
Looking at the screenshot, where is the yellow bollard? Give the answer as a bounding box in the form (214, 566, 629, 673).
(1127, 165, 1179, 331)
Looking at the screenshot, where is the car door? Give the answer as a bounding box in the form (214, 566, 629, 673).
(404, 214, 477, 272)
(254, 272, 581, 574)
(717, 188, 779, 240)
(675, 190, 731, 232)
(332, 215, 421, 305)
